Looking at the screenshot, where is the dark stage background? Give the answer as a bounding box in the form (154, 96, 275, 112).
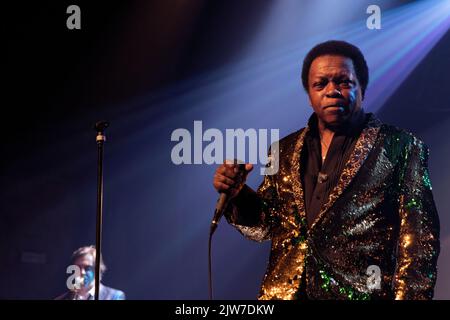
(2, 0, 450, 299)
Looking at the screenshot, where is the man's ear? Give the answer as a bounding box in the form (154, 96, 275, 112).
(302, 79, 313, 106)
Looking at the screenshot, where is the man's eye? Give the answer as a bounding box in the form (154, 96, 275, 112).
(313, 82, 325, 88)
(339, 79, 353, 87)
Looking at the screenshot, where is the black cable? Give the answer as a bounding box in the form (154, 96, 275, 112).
(208, 227, 214, 300)
(208, 205, 225, 300)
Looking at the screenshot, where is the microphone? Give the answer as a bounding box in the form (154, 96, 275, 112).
(94, 120, 109, 132)
(210, 193, 229, 235)
(210, 162, 245, 235)
(94, 120, 109, 144)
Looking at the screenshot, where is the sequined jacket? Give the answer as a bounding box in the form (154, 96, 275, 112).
(225, 113, 440, 300)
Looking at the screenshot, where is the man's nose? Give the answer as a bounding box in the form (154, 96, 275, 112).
(325, 83, 342, 98)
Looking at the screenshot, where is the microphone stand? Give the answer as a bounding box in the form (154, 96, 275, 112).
(94, 120, 109, 300)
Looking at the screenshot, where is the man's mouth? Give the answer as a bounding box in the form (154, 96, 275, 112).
(323, 103, 346, 110)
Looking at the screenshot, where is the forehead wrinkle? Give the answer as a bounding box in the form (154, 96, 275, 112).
(313, 70, 353, 79)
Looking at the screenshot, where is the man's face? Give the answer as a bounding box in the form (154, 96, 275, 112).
(73, 254, 95, 290)
(307, 55, 363, 128)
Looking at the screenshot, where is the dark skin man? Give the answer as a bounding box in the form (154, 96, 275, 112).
(213, 54, 363, 195)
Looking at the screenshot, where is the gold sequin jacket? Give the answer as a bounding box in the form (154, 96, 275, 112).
(225, 113, 440, 300)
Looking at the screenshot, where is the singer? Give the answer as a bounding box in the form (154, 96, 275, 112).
(212, 40, 440, 300)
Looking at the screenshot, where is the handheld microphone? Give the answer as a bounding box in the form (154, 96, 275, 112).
(210, 162, 245, 236)
(210, 193, 229, 236)
(208, 161, 245, 300)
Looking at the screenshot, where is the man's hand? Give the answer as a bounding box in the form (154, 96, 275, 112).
(213, 162, 253, 199)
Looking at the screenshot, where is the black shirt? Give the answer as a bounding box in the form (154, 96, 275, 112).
(300, 111, 367, 228)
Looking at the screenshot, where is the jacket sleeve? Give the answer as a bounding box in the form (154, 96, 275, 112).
(224, 170, 280, 243)
(393, 137, 440, 300)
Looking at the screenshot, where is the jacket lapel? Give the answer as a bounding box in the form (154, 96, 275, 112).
(289, 126, 309, 228)
(290, 113, 382, 232)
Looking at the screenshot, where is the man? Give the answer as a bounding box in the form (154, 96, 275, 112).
(213, 40, 440, 300)
(56, 245, 125, 300)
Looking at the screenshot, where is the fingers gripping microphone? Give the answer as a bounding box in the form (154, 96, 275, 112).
(210, 162, 245, 236)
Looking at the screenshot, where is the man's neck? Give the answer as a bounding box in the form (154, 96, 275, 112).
(317, 121, 335, 142)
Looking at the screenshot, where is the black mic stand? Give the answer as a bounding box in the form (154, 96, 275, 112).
(94, 120, 109, 300)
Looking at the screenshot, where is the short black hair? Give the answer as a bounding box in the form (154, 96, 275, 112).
(301, 40, 369, 98)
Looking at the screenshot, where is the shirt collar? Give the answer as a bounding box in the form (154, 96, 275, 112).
(88, 283, 103, 298)
(88, 286, 96, 297)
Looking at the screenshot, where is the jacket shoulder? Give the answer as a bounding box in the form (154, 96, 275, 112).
(380, 123, 427, 149)
(278, 128, 305, 149)
(379, 124, 430, 166)
(102, 286, 126, 300)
